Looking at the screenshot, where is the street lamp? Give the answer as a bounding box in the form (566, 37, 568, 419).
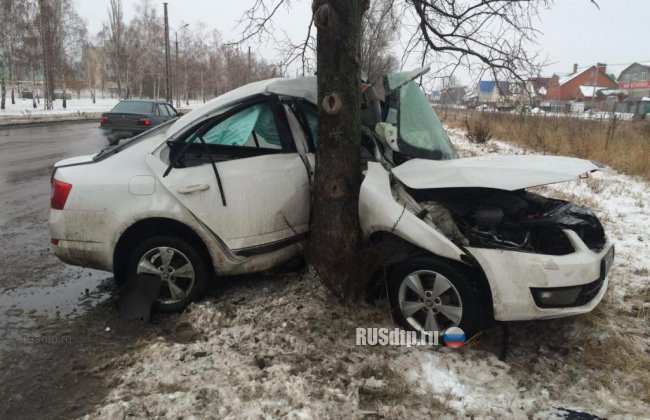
(172, 23, 189, 108)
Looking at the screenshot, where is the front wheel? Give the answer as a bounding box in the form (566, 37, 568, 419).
(388, 256, 481, 339)
(127, 235, 210, 312)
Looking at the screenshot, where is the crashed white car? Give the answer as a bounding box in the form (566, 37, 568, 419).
(49, 67, 613, 336)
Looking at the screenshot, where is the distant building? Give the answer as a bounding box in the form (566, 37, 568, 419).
(477, 80, 510, 104)
(525, 77, 550, 100)
(440, 86, 467, 105)
(617, 62, 650, 115)
(546, 63, 618, 111)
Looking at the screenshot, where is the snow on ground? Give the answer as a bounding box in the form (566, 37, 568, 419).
(0, 97, 204, 122)
(0, 97, 120, 118)
(85, 128, 649, 419)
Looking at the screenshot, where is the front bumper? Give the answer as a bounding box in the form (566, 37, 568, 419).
(467, 230, 613, 321)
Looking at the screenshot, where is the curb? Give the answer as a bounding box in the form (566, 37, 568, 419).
(0, 108, 193, 129)
(0, 113, 103, 128)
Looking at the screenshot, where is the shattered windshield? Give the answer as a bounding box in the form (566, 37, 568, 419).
(385, 67, 429, 91)
(397, 81, 458, 160)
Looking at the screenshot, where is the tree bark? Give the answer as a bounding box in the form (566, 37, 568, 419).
(1, 70, 5, 111)
(9, 45, 14, 105)
(62, 74, 67, 109)
(31, 63, 37, 108)
(310, 0, 367, 299)
(37, 0, 53, 110)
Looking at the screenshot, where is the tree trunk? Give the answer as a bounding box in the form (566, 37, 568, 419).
(1, 70, 5, 111)
(31, 64, 37, 108)
(310, 0, 366, 299)
(9, 47, 14, 105)
(62, 74, 67, 109)
(37, 0, 53, 110)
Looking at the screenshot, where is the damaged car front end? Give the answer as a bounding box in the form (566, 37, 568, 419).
(359, 66, 614, 335)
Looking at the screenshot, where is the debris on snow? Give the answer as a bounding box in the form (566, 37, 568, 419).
(85, 128, 650, 419)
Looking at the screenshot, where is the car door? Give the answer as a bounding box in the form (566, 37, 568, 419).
(148, 97, 310, 251)
(166, 104, 180, 118)
(285, 100, 317, 174)
(156, 103, 171, 123)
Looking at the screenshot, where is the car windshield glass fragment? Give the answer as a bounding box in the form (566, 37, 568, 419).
(112, 101, 154, 114)
(386, 66, 429, 91)
(398, 81, 458, 160)
(201, 104, 282, 149)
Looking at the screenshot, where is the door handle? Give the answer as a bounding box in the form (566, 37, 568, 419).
(177, 184, 210, 194)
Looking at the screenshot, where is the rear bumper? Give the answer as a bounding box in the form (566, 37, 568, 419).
(468, 230, 613, 321)
(49, 209, 115, 272)
(99, 127, 145, 139)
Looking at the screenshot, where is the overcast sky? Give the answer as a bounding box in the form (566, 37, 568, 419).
(76, 0, 649, 86)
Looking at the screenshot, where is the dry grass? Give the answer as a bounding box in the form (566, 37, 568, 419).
(442, 110, 650, 180)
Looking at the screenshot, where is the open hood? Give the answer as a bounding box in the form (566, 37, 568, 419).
(391, 154, 603, 191)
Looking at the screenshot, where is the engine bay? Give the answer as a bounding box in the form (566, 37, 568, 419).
(410, 187, 607, 255)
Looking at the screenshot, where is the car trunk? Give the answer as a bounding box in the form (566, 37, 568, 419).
(101, 112, 149, 132)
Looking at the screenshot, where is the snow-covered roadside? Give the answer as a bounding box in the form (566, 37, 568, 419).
(0, 98, 203, 125)
(0, 98, 120, 125)
(85, 128, 649, 419)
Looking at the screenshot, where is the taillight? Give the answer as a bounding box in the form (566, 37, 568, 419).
(100, 115, 109, 126)
(51, 179, 72, 210)
(137, 117, 151, 127)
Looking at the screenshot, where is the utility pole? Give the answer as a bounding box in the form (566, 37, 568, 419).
(172, 23, 189, 108)
(247, 46, 251, 83)
(175, 32, 179, 107)
(164, 3, 171, 104)
(591, 63, 599, 115)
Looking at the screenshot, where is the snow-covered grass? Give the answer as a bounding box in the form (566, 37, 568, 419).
(85, 128, 649, 418)
(0, 97, 205, 124)
(0, 97, 120, 118)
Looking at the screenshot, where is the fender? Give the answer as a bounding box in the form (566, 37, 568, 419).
(358, 162, 465, 262)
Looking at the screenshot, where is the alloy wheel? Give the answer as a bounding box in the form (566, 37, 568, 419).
(397, 269, 463, 333)
(136, 246, 195, 304)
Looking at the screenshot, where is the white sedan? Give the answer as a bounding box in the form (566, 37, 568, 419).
(49, 67, 613, 336)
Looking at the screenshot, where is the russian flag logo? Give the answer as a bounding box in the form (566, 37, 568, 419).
(443, 327, 466, 349)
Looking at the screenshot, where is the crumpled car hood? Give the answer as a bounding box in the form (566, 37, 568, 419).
(391, 154, 602, 191)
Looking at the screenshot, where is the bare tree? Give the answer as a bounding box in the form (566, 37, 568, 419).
(360, 0, 399, 84)
(235, 0, 567, 299)
(37, 0, 56, 109)
(0, 0, 7, 110)
(106, 0, 126, 98)
(57, 0, 87, 108)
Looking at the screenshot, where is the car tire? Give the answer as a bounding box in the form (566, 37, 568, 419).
(388, 256, 481, 339)
(127, 235, 210, 313)
(107, 135, 119, 146)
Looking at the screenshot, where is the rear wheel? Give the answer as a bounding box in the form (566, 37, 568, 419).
(388, 256, 481, 339)
(127, 235, 210, 312)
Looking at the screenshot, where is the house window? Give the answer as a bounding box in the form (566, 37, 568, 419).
(641, 72, 648, 81)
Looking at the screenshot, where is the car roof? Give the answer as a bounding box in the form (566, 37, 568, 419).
(166, 76, 317, 139)
(117, 100, 172, 105)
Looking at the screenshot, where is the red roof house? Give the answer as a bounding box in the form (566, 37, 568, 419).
(546, 63, 618, 102)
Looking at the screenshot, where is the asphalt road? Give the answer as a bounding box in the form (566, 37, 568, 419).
(0, 122, 176, 419)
